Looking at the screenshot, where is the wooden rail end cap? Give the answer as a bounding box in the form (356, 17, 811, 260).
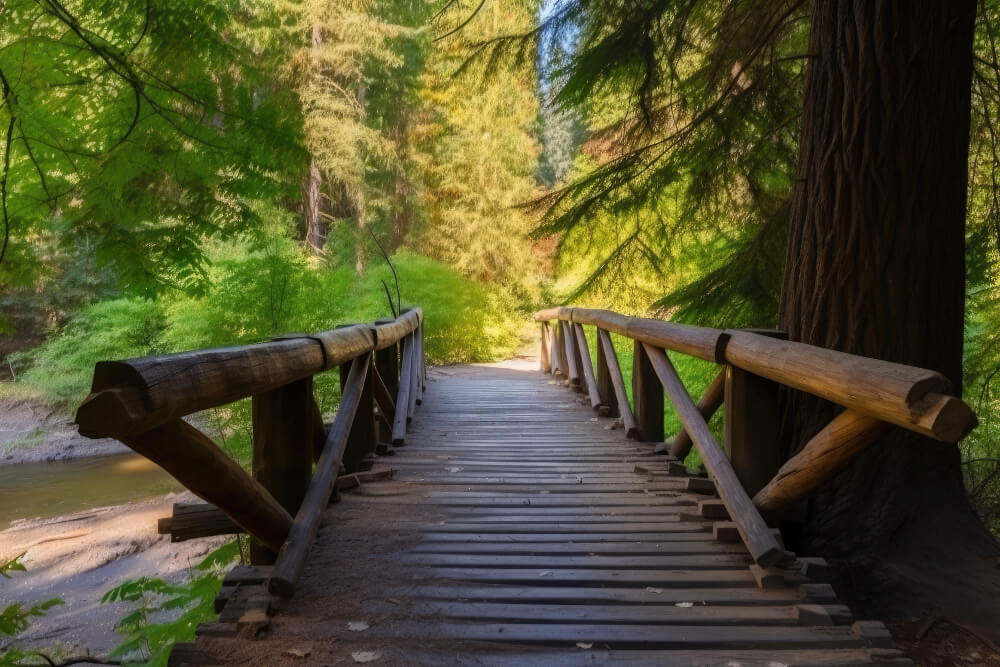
(75, 386, 151, 439)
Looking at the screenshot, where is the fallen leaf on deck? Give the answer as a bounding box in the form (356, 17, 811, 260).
(576, 642, 593, 649)
(675, 602, 694, 608)
(352, 650, 381, 663)
(645, 587, 663, 593)
(538, 570, 552, 577)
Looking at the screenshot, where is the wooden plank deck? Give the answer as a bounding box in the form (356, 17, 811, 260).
(182, 363, 910, 666)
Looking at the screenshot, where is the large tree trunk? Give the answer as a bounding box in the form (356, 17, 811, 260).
(303, 158, 327, 254)
(391, 107, 411, 250)
(780, 0, 1000, 630)
(303, 25, 328, 256)
(354, 79, 368, 276)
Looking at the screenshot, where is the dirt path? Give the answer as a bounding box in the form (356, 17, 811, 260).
(1, 493, 229, 657)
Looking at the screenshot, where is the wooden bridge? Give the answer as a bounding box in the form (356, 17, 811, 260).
(74, 307, 977, 665)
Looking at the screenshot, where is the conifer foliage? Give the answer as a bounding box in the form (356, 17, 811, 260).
(415, 0, 542, 295)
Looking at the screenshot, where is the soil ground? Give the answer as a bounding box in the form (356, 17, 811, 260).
(1, 493, 228, 658)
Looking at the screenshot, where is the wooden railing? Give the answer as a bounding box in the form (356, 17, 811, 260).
(535, 307, 977, 567)
(75, 308, 426, 597)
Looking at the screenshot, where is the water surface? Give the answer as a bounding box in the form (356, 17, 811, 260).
(0, 453, 181, 530)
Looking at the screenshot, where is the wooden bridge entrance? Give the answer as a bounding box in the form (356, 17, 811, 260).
(74, 307, 976, 665)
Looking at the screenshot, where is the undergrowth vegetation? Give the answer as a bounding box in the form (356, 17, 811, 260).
(4, 241, 523, 466)
(101, 541, 241, 666)
(1, 554, 64, 666)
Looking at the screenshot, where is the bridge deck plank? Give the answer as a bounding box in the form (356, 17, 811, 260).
(189, 364, 906, 665)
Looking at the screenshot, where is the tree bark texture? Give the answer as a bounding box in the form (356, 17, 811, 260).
(780, 0, 999, 622)
(303, 157, 328, 254)
(303, 25, 328, 255)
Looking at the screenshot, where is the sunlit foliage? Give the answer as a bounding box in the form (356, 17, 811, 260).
(0, 0, 304, 293)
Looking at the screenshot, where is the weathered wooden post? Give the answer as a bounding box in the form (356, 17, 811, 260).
(572, 323, 601, 408)
(632, 341, 664, 442)
(723, 330, 788, 496)
(418, 321, 427, 399)
(340, 353, 376, 473)
(374, 320, 399, 445)
(391, 333, 414, 446)
(250, 377, 314, 564)
(560, 321, 582, 390)
(407, 331, 419, 418)
(552, 320, 567, 377)
(540, 322, 552, 373)
(595, 328, 618, 416)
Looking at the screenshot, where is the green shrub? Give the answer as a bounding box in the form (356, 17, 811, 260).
(8, 241, 523, 465)
(346, 251, 522, 363)
(101, 541, 240, 667)
(10, 298, 166, 405)
(1, 553, 65, 666)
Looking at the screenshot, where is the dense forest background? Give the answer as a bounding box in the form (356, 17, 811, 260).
(2, 0, 1000, 540)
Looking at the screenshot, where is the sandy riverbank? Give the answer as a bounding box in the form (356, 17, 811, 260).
(1, 494, 229, 657)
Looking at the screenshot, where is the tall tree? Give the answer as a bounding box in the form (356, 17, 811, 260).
(520, 0, 1000, 628)
(414, 0, 541, 295)
(780, 0, 1000, 623)
(364, 1, 431, 251)
(288, 0, 406, 269)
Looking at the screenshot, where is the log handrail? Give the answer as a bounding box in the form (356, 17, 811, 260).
(535, 307, 976, 442)
(534, 305, 978, 563)
(75, 307, 426, 596)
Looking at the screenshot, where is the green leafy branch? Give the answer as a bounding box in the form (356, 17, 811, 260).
(100, 541, 239, 667)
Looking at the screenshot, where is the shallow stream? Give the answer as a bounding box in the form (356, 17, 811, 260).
(0, 453, 181, 530)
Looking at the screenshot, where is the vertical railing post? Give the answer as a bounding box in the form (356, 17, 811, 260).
(723, 329, 787, 496)
(406, 332, 418, 418)
(540, 322, 552, 373)
(250, 377, 314, 564)
(374, 322, 399, 446)
(572, 323, 602, 409)
(724, 365, 784, 497)
(340, 352, 376, 473)
(560, 320, 582, 391)
(632, 340, 664, 442)
(595, 327, 617, 416)
(418, 321, 426, 400)
(553, 320, 567, 377)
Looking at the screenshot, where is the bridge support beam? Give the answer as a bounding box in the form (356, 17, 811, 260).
(539, 322, 552, 373)
(341, 355, 376, 473)
(560, 321, 582, 390)
(374, 321, 400, 445)
(251, 377, 314, 564)
(724, 365, 783, 498)
(595, 328, 618, 417)
(632, 341, 664, 442)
